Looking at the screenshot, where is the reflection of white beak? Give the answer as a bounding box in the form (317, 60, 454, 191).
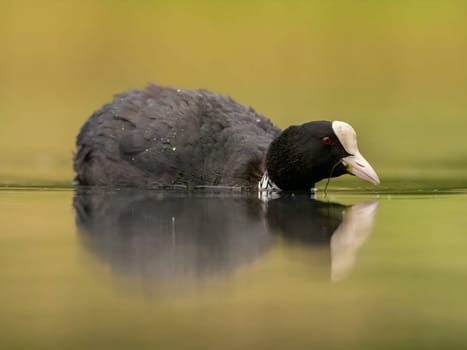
(342, 152, 380, 185)
(332, 121, 380, 186)
(330, 200, 379, 281)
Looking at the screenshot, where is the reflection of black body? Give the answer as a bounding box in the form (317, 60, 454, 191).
(266, 194, 346, 245)
(74, 189, 271, 282)
(74, 190, 371, 284)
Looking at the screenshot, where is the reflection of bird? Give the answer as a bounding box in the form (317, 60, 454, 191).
(74, 84, 379, 190)
(266, 194, 346, 245)
(74, 190, 378, 285)
(266, 194, 378, 281)
(73, 189, 271, 282)
(330, 201, 379, 281)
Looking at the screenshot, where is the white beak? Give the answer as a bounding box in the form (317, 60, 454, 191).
(332, 121, 380, 186)
(342, 152, 380, 185)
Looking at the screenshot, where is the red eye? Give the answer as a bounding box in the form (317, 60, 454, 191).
(322, 136, 333, 145)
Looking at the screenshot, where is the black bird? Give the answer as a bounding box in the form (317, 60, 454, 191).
(74, 84, 379, 190)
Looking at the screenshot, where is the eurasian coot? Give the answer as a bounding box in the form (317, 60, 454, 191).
(74, 84, 380, 190)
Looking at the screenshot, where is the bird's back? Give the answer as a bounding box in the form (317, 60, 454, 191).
(74, 84, 280, 188)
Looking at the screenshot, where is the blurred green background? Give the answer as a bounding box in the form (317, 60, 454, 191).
(1, 0, 466, 185)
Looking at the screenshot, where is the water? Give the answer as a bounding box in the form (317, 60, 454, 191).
(1, 186, 467, 350)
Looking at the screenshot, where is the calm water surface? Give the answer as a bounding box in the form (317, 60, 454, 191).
(1, 185, 466, 350)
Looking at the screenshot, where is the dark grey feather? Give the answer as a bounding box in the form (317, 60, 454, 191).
(74, 84, 281, 188)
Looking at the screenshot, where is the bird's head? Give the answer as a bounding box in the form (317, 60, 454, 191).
(265, 120, 380, 191)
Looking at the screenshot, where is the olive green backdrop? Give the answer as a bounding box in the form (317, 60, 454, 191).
(1, 0, 466, 185)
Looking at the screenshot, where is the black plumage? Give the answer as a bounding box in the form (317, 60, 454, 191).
(75, 84, 279, 188)
(265, 121, 349, 190)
